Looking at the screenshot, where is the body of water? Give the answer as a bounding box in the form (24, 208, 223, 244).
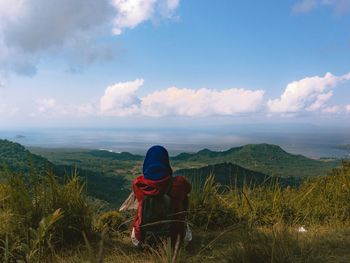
(0, 126, 349, 158)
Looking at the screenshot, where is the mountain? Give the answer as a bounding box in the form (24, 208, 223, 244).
(30, 147, 143, 180)
(175, 162, 301, 188)
(172, 144, 339, 178)
(0, 140, 129, 205)
(32, 143, 339, 180)
(0, 139, 48, 174)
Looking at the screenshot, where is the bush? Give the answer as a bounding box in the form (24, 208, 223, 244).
(189, 175, 239, 230)
(96, 210, 127, 234)
(189, 161, 350, 229)
(0, 170, 94, 261)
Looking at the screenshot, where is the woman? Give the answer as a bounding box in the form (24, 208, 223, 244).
(131, 145, 191, 247)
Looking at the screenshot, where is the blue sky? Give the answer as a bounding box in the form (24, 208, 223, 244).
(0, 0, 350, 128)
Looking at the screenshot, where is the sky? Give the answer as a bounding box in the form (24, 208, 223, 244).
(1, 0, 350, 128)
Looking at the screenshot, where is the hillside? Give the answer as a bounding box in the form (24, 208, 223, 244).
(0, 140, 129, 205)
(175, 162, 301, 188)
(0, 139, 48, 174)
(2, 160, 350, 262)
(30, 147, 143, 180)
(172, 143, 339, 178)
(31, 143, 338, 180)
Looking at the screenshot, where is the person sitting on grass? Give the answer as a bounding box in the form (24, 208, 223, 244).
(131, 145, 192, 249)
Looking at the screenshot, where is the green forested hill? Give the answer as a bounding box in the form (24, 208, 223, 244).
(171, 144, 339, 178)
(175, 162, 301, 187)
(0, 140, 129, 205)
(32, 143, 339, 179)
(30, 148, 143, 180)
(0, 140, 49, 174)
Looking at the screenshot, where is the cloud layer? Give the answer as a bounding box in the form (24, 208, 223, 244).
(267, 72, 350, 113)
(3, 72, 350, 119)
(111, 0, 179, 35)
(99, 79, 265, 117)
(0, 0, 181, 77)
(293, 0, 350, 14)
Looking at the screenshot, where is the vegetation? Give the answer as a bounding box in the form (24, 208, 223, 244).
(32, 144, 340, 182)
(1, 139, 350, 262)
(0, 170, 94, 262)
(1, 157, 349, 262)
(172, 144, 339, 178)
(0, 140, 129, 205)
(0, 140, 48, 175)
(30, 147, 143, 181)
(176, 162, 302, 189)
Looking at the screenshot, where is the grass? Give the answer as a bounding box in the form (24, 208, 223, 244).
(0, 169, 95, 261)
(1, 161, 350, 262)
(50, 225, 350, 263)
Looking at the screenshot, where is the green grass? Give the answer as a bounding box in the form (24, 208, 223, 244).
(58, 162, 350, 261)
(50, 225, 350, 263)
(1, 142, 350, 262)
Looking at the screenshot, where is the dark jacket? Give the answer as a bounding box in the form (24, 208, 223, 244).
(132, 174, 191, 243)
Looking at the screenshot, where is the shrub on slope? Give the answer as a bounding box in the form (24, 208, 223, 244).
(0, 170, 94, 261)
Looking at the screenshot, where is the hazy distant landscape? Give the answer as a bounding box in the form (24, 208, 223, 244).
(1, 124, 350, 158)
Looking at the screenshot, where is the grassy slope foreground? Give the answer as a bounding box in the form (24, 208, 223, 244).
(1, 138, 350, 262)
(0, 139, 129, 205)
(58, 161, 350, 262)
(1, 161, 350, 262)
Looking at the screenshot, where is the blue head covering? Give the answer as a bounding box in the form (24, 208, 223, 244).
(143, 145, 172, 180)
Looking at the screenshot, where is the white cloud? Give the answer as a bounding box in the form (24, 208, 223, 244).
(77, 104, 96, 115)
(99, 79, 265, 117)
(141, 87, 264, 117)
(0, 0, 181, 76)
(293, 0, 350, 14)
(2, 0, 111, 54)
(0, 0, 25, 23)
(0, 0, 113, 76)
(306, 91, 333, 111)
(0, 79, 5, 89)
(293, 0, 318, 13)
(32, 99, 99, 118)
(346, 105, 350, 113)
(268, 72, 350, 113)
(111, 0, 180, 35)
(0, 104, 19, 115)
(100, 79, 143, 115)
(36, 98, 56, 113)
(322, 105, 341, 113)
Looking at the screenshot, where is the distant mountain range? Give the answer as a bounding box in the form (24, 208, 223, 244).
(1, 139, 341, 206)
(171, 144, 339, 178)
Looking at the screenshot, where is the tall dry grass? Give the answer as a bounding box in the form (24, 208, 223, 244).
(1, 161, 350, 262)
(0, 169, 94, 262)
